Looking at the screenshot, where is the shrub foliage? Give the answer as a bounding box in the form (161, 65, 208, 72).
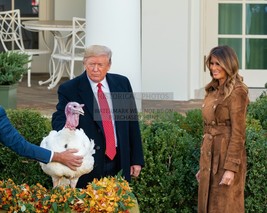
(247, 92, 267, 129)
(0, 95, 266, 212)
(0, 109, 52, 188)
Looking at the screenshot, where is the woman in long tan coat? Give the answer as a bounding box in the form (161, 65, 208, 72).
(196, 45, 249, 213)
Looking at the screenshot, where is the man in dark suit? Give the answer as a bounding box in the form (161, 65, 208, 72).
(52, 45, 145, 188)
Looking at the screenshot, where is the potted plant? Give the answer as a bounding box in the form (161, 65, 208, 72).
(0, 51, 30, 109)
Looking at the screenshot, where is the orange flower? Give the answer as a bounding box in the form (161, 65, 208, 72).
(0, 174, 136, 212)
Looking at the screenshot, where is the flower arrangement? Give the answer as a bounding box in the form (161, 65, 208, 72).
(0, 175, 137, 213)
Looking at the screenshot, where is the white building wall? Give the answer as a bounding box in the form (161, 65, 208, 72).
(189, 0, 202, 99)
(142, 0, 201, 100)
(54, 0, 85, 20)
(85, 0, 141, 94)
(53, 0, 202, 100)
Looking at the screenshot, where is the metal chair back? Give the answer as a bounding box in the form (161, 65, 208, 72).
(0, 9, 50, 87)
(0, 9, 25, 51)
(51, 17, 86, 81)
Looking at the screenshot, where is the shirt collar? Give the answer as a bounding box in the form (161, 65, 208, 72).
(87, 76, 108, 90)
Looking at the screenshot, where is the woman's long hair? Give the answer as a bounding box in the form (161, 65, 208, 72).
(205, 45, 248, 99)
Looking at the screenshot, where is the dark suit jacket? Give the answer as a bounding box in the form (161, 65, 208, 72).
(52, 72, 144, 187)
(0, 106, 51, 163)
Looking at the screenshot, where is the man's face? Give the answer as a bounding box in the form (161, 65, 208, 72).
(84, 55, 111, 83)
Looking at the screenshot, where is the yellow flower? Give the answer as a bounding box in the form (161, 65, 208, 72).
(0, 174, 136, 212)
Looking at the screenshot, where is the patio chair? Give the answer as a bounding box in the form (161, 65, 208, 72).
(50, 17, 86, 86)
(0, 9, 50, 87)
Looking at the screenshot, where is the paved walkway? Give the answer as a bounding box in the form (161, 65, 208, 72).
(17, 73, 203, 116)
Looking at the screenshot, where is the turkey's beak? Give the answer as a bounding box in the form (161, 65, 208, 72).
(78, 108, 84, 116)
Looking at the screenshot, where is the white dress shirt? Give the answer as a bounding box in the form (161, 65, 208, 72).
(88, 77, 118, 146)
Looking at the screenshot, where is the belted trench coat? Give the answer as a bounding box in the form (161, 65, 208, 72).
(198, 83, 249, 213)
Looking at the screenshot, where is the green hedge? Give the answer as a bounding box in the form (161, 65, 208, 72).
(134, 118, 200, 212)
(247, 92, 267, 129)
(0, 94, 266, 212)
(0, 109, 52, 188)
(245, 116, 267, 212)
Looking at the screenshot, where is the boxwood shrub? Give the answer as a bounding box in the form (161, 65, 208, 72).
(247, 92, 267, 130)
(132, 110, 202, 212)
(0, 109, 52, 188)
(245, 116, 267, 212)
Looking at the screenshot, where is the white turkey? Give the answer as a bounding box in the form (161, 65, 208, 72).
(40, 102, 95, 188)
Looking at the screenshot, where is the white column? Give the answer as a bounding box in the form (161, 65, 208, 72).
(85, 0, 141, 94)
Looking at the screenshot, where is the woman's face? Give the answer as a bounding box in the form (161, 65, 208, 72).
(209, 56, 227, 85)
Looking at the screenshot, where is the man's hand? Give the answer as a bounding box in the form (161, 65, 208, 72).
(52, 149, 83, 171)
(130, 165, 141, 178)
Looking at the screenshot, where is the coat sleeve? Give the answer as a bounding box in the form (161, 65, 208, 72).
(123, 77, 145, 167)
(223, 87, 249, 172)
(0, 107, 51, 164)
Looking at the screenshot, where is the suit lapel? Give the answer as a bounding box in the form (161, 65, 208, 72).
(78, 73, 125, 135)
(78, 73, 103, 131)
(106, 74, 125, 141)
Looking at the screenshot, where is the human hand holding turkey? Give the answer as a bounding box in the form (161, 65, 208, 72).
(52, 149, 83, 171)
(219, 170, 235, 186)
(131, 165, 141, 178)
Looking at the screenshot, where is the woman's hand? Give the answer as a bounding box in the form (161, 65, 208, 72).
(219, 170, 235, 186)
(196, 170, 201, 183)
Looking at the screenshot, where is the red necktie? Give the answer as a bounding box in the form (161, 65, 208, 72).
(97, 83, 116, 160)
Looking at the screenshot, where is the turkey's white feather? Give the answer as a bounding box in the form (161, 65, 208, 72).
(40, 126, 95, 188)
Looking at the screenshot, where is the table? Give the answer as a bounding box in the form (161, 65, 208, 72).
(23, 20, 76, 89)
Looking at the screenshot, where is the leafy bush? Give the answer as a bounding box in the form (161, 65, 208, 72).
(0, 52, 30, 85)
(1, 104, 266, 212)
(0, 109, 52, 188)
(132, 116, 201, 213)
(244, 117, 267, 212)
(247, 92, 267, 130)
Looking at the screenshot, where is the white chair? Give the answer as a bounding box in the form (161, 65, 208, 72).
(0, 9, 50, 87)
(50, 17, 86, 87)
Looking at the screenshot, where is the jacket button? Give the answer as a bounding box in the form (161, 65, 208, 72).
(95, 146, 100, 150)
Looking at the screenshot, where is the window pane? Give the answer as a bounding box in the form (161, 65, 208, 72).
(218, 38, 242, 68)
(246, 4, 267, 35)
(246, 39, 267, 69)
(219, 4, 242, 34)
(0, 0, 11, 11)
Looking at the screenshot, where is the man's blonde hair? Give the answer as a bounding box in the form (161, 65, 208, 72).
(83, 45, 112, 64)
